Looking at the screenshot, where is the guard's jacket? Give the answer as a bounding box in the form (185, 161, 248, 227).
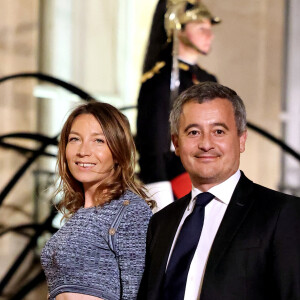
(136, 54, 217, 191)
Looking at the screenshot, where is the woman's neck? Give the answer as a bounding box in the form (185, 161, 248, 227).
(83, 186, 97, 208)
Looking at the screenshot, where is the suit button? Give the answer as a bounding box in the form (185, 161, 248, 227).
(123, 200, 130, 206)
(109, 228, 116, 235)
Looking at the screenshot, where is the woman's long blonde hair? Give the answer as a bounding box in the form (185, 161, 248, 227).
(56, 101, 152, 218)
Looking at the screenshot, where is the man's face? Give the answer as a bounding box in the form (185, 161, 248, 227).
(182, 19, 214, 54)
(172, 98, 247, 191)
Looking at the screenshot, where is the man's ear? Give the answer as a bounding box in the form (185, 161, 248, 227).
(171, 134, 180, 156)
(239, 130, 247, 153)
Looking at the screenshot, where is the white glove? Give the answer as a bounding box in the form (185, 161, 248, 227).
(145, 181, 174, 213)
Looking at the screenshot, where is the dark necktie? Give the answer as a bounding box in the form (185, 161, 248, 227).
(162, 192, 214, 300)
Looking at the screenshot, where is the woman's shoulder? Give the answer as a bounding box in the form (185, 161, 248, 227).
(120, 190, 151, 210)
(119, 190, 153, 217)
(105, 190, 152, 214)
(120, 189, 140, 200)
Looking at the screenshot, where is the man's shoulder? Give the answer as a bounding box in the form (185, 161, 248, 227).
(151, 194, 190, 223)
(253, 181, 300, 204)
(239, 172, 300, 206)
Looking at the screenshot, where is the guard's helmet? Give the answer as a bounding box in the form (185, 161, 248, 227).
(165, 0, 221, 40)
(142, 0, 221, 73)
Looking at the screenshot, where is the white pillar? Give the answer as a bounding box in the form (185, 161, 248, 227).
(281, 0, 300, 194)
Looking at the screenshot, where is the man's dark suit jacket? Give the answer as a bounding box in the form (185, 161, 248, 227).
(138, 172, 300, 300)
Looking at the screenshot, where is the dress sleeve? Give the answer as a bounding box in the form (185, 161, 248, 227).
(114, 200, 153, 300)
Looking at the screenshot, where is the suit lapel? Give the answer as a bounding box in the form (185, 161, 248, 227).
(149, 194, 191, 295)
(205, 173, 255, 271)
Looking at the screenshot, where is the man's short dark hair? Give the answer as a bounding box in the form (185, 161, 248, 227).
(169, 82, 247, 136)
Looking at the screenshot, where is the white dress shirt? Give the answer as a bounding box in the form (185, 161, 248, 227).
(166, 170, 241, 300)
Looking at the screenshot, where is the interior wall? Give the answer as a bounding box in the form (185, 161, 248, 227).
(0, 1, 47, 299)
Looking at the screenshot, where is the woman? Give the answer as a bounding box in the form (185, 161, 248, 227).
(41, 102, 153, 300)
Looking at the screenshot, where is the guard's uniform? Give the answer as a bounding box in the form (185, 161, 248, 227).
(136, 54, 217, 198)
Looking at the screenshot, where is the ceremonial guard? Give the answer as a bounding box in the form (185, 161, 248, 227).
(136, 0, 221, 208)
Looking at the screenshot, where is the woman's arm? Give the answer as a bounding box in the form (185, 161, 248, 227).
(114, 200, 152, 300)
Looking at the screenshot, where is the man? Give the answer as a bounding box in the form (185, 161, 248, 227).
(138, 82, 300, 300)
(136, 0, 221, 208)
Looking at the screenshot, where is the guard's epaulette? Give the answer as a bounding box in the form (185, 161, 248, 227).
(141, 61, 166, 83)
(179, 62, 190, 71)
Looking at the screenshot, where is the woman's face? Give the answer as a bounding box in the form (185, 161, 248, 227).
(66, 113, 115, 193)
